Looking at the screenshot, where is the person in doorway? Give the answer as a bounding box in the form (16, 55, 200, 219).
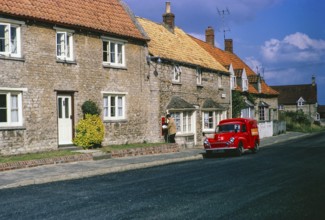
(166, 114, 176, 143)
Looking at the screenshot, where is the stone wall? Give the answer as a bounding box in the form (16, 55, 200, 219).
(149, 62, 231, 146)
(0, 21, 156, 155)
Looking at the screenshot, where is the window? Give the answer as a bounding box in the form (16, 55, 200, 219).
(103, 38, 125, 67)
(241, 107, 255, 119)
(297, 97, 305, 107)
(258, 106, 269, 121)
(173, 65, 181, 82)
(231, 75, 236, 90)
(170, 111, 193, 134)
(0, 21, 22, 58)
(203, 111, 227, 131)
(196, 68, 202, 85)
(103, 93, 126, 120)
(56, 30, 74, 61)
(0, 90, 24, 127)
(218, 76, 222, 89)
(242, 78, 248, 91)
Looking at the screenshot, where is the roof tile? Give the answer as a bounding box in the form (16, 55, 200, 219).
(137, 17, 228, 73)
(0, 0, 147, 40)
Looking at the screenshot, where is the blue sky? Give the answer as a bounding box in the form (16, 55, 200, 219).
(123, 0, 325, 105)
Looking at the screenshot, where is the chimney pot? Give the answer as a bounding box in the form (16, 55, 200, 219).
(163, 2, 175, 31)
(166, 2, 171, 13)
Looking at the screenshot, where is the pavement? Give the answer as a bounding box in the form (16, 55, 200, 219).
(0, 132, 311, 190)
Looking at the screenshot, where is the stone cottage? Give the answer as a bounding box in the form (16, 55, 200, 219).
(0, 0, 160, 155)
(137, 3, 231, 147)
(271, 76, 319, 122)
(191, 29, 279, 122)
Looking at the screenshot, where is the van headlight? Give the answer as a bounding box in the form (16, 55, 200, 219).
(204, 138, 211, 147)
(229, 137, 235, 143)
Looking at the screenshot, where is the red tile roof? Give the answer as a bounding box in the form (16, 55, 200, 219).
(0, 0, 147, 40)
(191, 36, 278, 96)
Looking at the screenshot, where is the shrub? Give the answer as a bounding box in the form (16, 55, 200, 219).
(81, 100, 101, 116)
(73, 114, 105, 149)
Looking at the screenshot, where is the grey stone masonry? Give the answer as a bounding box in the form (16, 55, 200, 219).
(0, 20, 155, 155)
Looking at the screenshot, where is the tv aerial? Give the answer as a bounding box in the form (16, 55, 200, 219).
(217, 7, 231, 39)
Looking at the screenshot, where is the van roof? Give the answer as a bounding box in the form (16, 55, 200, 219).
(219, 118, 257, 125)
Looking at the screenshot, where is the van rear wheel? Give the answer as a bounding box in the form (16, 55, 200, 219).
(252, 141, 259, 154)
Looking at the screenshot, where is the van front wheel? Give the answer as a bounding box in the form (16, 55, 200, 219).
(236, 142, 244, 156)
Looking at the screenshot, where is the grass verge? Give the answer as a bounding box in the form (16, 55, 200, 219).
(0, 150, 81, 164)
(101, 142, 167, 153)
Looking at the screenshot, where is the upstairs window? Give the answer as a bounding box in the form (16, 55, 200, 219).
(297, 97, 305, 107)
(218, 75, 222, 89)
(196, 68, 202, 85)
(56, 30, 74, 61)
(103, 38, 125, 67)
(231, 75, 236, 90)
(173, 65, 182, 82)
(0, 21, 22, 58)
(242, 78, 248, 91)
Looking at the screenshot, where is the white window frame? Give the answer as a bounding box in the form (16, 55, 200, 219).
(173, 65, 182, 82)
(102, 92, 127, 121)
(170, 111, 194, 134)
(202, 110, 227, 132)
(0, 20, 23, 58)
(259, 106, 269, 121)
(55, 28, 74, 61)
(218, 75, 222, 89)
(242, 78, 248, 91)
(297, 97, 305, 107)
(102, 37, 126, 67)
(196, 68, 202, 85)
(0, 88, 26, 127)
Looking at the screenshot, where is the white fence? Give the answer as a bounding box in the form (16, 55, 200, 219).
(258, 121, 286, 139)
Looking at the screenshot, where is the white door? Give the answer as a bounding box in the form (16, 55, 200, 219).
(57, 95, 73, 145)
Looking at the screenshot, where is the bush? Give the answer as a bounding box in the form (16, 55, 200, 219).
(81, 100, 101, 116)
(73, 114, 105, 149)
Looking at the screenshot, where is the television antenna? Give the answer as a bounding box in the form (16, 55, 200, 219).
(217, 7, 231, 39)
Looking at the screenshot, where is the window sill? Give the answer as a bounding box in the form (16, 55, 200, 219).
(56, 59, 77, 65)
(0, 55, 25, 62)
(104, 119, 128, 123)
(0, 126, 26, 131)
(103, 64, 127, 70)
(172, 81, 182, 85)
(175, 132, 195, 137)
(197, 84, 203, 88)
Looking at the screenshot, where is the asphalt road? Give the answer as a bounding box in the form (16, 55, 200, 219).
(1, 132, 325, 220)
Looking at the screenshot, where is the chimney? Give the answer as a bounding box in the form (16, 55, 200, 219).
(312, 74, 316, 86)
(163, 2, 175, 31)
(205, 26, 215, 47)
(225, 39, 233, 53)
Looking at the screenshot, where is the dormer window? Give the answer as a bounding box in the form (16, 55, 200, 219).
(173, 64, 181, 82)
(55, 28, 74, 61)
(242, 69, 248, 91)
(196, 68, 202, 85)
(297, 97, 305, 107)
(0, 19, 23, 58)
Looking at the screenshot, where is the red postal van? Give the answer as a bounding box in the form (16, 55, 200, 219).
(203, 118, 260, 156)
